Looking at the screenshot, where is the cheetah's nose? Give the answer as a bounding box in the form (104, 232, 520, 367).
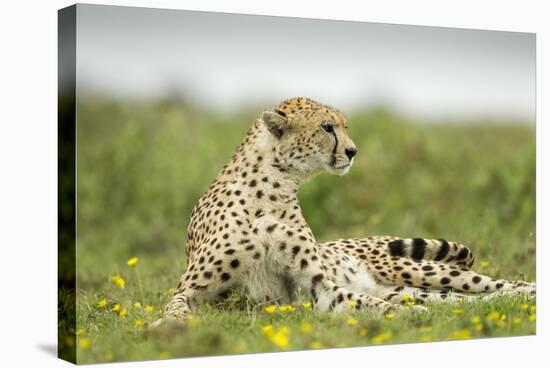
(345, 147, 357, 160)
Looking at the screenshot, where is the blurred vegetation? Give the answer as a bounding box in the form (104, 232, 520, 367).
(58, 91, 76, 363)
(71, 96, 535, 363)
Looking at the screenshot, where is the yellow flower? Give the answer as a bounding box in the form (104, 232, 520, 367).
(112, 303, 121, 312)
(261, 325, 275, 337)
(474, 323, 483, 332)
(270, 328, 290, 349)
(79, 337, 91, 350)
(347, 318, 358, 327)
(261, 325, 290, 349)
(451, 309, 464, 315)
(97, 298, 108, 308)
(75, 328, 85, 336)
(111, 275, 125, 289)
(300, 322, 313, 334)
(279, 304, 295, 313)
(348, 300, 357, 308)
(144, 305, 154, 313)
(271, 333, 289, 349)
(119, 308, 128, 319)
(371, 332, 392, 344)
(520, 303, 529, 311)
(406, 301, 416, 307)
(449, 329, 472, 340)
(528, 314, 536, 322)
(530, 305, 536, 312)
(134, 319, 143, 327)
(358, 327, 368, 337)
(487, 311, 500, 321)
(471, 316, 481, 324)
(302, 302, 312, 310)
(133, 302, 142, 309)
(480, 261, 489, 268)
(264, 305, 277, 314)
(310, 341, 324, 349)
(127, 257, 139, 267)
(513, 317, 522, 325)
(419, 335, 432, 342)
(385, 312, 394, 320)
(401, 294, 410, 302)
(500, 314, 507, 321)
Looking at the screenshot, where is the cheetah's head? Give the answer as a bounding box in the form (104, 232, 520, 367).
(261, 97, 357, 177)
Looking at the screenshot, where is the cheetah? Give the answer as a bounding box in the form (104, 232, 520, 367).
(153, 97, 535, 326)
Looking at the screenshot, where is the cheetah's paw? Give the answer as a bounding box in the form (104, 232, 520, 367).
(149, 317, 187, 336)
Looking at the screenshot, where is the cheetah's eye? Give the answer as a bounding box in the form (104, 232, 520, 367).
(321, 121, 334, 133)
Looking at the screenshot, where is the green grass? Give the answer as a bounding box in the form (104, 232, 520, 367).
(67, 97, 536, 363)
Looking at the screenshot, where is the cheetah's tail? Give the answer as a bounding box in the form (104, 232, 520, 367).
(386, 238, 475, 268)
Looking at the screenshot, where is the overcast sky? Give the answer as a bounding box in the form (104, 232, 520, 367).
(76, 4, 535, 122)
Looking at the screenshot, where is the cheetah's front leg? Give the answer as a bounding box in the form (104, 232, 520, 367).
(151, 252, 241, 328)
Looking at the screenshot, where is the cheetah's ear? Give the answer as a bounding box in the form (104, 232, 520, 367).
(262, 110, 288, 139)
